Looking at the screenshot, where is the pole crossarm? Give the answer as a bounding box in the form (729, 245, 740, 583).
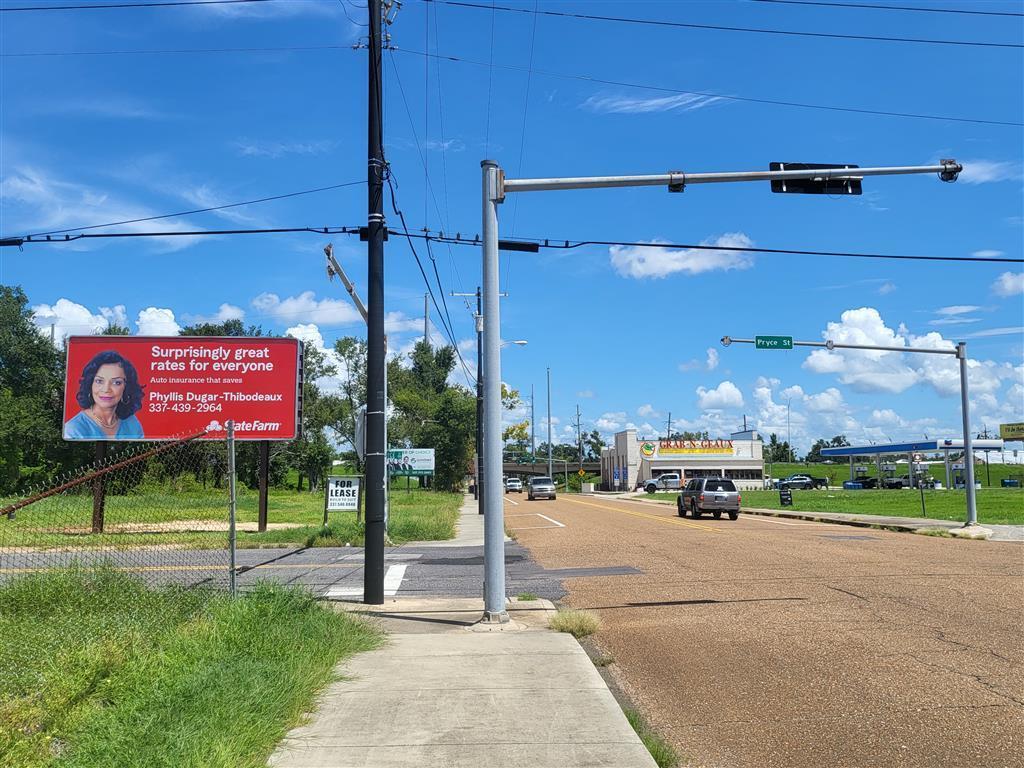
(500, 162, 962, 197)
(721, 337, 961, 356)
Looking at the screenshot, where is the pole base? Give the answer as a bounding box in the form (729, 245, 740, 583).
(950, 524, 992, 540)
(469, 610, 527, 632)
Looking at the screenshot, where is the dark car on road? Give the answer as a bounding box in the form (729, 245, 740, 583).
(778, 474, 829, 490)
(678, 478, 741, 520)
(528, 476, 557, 501)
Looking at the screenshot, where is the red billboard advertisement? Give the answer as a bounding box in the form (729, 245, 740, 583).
(63, 336, 302, 441)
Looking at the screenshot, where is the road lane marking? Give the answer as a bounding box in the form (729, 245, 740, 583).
(742, 516, 821, 527)
(537, 513, 566, 528)
(504, 496, 520, 506)
(325, 563, 407, 598)
(561, 497, 721, 533)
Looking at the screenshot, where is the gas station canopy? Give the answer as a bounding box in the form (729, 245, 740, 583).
(821, 438, 1004, 457)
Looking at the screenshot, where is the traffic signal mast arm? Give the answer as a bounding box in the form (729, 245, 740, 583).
(720, 337, 961, 356)
(498, 160, 961, 197)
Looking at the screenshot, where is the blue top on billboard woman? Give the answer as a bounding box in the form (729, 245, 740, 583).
(63, 350, 146, 439)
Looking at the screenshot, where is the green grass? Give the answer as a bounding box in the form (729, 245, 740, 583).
(764, 461, 1024, 488)
(623, 707, 679, 768)
(0, 487, 462, 550)
(0, 567, 382, 768)
(549, 609, 600, 639)
(644, 487, 1022, 525)
(515, 592, 539, 601)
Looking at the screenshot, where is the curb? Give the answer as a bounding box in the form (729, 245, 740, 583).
(741, 507, 993, 539)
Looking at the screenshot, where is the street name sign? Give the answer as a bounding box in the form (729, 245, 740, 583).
(755, 336, 793, 350)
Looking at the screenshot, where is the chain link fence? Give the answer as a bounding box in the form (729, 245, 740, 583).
(0, 431, 238, 594)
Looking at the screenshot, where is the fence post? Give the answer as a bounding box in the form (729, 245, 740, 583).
(91, 442, 107, 534)
(258, 440, 269, 533)
(227, 421, 237, 598)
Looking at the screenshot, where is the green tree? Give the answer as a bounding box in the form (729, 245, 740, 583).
(332, 336, 367, 467)
(583, 429, 607, 460)
(285, 343, 341, 492)
(0, 285, 82, 493)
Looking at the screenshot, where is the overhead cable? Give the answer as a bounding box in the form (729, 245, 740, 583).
(5, 224, 1021, 265)
(2, 44, 351, 57)
(425, 0, 1023, 49)
(748, 0, 1024, 17)
(393, 48, 1022, 128)
(2, 0, 269, 11)
(21, 180, 365, 238)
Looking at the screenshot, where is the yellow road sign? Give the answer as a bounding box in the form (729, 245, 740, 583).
(578, 469, 586, 477)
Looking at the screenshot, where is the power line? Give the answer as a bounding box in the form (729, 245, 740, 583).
(2, 44, 351, 57)
(6, 222, 1022, 264)
(393, 48, 1022, 128)
(425, 0, 1023, 49)
(17, 180, 365, 238)
(748, 0, 1024, 17)
(383, 177, 475, 386)
(1, 0, 269, 11)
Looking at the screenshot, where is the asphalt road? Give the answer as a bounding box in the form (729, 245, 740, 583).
(505, 494, 1024, 768)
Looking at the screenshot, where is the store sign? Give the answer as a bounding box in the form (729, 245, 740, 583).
(63, 336, 302, 441)
(387, 448, 435, 476)
(657, 439, 734, 456)
(325, 476, 362, 513)
(999, 422, 1024, 440)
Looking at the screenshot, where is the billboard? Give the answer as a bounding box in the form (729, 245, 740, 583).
(1000, 423, 1024, 441)
(639, 440, 734, 458)
(387, 448, 435, 476)
(63, 336, 302, 441)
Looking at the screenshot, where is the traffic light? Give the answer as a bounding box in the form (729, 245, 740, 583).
(770, 162, 862, 195)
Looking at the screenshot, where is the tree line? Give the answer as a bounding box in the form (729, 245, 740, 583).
(0, 285, 481, 496)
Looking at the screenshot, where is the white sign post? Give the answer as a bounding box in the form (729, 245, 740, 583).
(324, 475, 363, 525)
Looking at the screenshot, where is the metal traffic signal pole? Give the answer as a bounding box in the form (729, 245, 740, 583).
(363, 0, 386, 605)
(721, 335, 979, 527)
(479, 158, 963, 620)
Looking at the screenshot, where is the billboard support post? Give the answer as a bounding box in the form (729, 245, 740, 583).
(227, 420, 237, 599)
(258, 440, 269, 533)
(91, 442, 106, 533)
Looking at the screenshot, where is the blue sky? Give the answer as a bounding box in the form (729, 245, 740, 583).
(2, 0, 1022, 453)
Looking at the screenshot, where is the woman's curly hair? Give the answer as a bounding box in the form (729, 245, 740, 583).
(75, 350, 146, 418)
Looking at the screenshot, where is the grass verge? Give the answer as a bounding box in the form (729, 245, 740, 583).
(644, 488, 1023, 525)
(623, 707, 680, 768)
(549, 609, 600, 639)
(0, 567, 382, 768)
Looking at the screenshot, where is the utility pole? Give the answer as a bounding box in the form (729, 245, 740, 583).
(574, 404, 583, 473)
(787, 399, 792, 462)
(424, 293, 429, 346)
(546, 367, 553, 480)
(666, 411, 672, 440)
(531, 384, 536, 460)
(363, 0, 386, 605)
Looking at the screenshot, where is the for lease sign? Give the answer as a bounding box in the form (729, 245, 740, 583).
(63, 336, 302, 441)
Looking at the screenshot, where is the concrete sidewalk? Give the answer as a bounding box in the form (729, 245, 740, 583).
(268, 497, 656, 768)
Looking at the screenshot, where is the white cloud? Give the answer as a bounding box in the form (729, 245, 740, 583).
(637, 404, 656, 417)
(957, 159, 1023, 185)
(964, 326, 1024, 338)
(185, 303, 245, 326)
(706, 347, 719, 370)
(936, 305, 981, 316)
(1, 166, 200, 250)
(595, 411, 627, 431)
(678, 359, 702, 372)
(234, 139, 336, 159)
(251, 291, 363, 326)
(178, 184, 265, 226)
(878, 282, 896, 295)
(136, 307, 181, 336)
(929, 317, 981, 326)
(780, 385, 804, 400)
(582, 92, 723, 114)
(805, 387, 844, 413)
(992, 272, 1024, 297)
(577, 390, 595, 398)
(609, 233, 755, 279)
(696, 380, 744, 410)
(972, 250, 1004, 259)
(31, 298, 109, 344)
(101, 305, 128, 328)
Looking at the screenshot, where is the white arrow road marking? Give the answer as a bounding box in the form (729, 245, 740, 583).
(324, 563, 408, 598)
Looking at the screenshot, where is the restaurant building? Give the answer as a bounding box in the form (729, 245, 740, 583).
(599, 428, 764, 491)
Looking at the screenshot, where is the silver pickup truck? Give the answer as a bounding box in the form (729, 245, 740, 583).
(677, 477, 741, 520)
(643, 473, 682, 494)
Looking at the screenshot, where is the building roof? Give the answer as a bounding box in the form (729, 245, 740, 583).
(821, 438, 1004, 457)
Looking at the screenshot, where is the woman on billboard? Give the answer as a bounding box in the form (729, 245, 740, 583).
(63, 350, 146, 439)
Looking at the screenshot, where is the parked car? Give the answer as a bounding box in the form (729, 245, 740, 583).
(778, 474, 829, 490)
(527, 476, 557, 501)
(678, 478, 741, 520)
(643, 473, 682, 494)
(505, 478, 523, 493)
(882, 474, 935, 490)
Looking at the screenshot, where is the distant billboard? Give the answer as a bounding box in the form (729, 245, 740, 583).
(387, 448, 435, 476)
(62, 336, 302, 441)
(1000, 423, 1024, 441)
